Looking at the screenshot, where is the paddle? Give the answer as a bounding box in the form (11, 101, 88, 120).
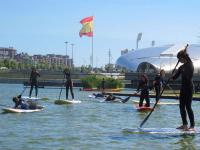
(58, 75, 65, 100)
(20, 86, 28, 96)
(121, 92, 138, 103)
(0, 104, 11, 107)
(121, 96, 131, 103)
(139, 44, 189, 128)
(139, 61, 179, 127)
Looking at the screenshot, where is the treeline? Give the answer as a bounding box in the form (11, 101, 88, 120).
(0, 59, 66, 70)
(0, 59, 114, 73)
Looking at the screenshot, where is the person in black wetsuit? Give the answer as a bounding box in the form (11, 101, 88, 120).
(153, 69, 165, 102)
(137, 74, 150, 107)
(93, 93, 105, 98)
(101, 78, 105, 93)
(104, 93, 125, 102)
(172, 49, 195, 131)
(29, 67, 40, 98)
(64, 68, 74, 100)
(13, 95, 38, 110)
(105, 94, 116, 101)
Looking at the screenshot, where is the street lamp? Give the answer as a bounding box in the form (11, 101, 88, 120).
(71, 43, 74, 67)
(65, 41, 68, 66)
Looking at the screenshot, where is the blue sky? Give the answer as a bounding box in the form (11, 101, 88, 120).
(0, 0, 200, 67)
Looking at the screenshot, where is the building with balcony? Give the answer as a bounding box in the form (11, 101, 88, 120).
(0, 47, 17, 59)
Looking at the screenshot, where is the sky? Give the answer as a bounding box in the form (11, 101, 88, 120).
(0, 0, 200, 67)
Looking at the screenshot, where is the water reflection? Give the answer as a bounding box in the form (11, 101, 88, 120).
(174, 135, 196, 150)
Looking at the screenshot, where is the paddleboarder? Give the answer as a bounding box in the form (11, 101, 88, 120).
(93, 93, 105, 98)
(64, 68, 74, 100)
(13, 95, 38, 110)
(101, 78, 105, 93)
(172, 49, 195, 131)
(137, 74, 150, 107)
(29, 67, 40, 98)
(105, 93, 129, 102)
(153, 69, 165, 102)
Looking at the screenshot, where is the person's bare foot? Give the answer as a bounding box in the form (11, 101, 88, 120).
(189, 127, 195, 131)
(176, 125, 188, 131)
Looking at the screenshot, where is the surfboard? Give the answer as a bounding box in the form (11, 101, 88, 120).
(135, 104, 153, 111)
(2, 107, 43, 113)
(22, 96, 41, 101)
(132, 100, 179, 105)
(54, 99, 81, 105)
(123, 127, 200, 134)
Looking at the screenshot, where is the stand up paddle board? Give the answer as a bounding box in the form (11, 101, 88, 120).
(2, 107, 43, 113)
(123, 127, 200, 135)
(135, 104, 153, 111)
(132, 100, 179, 105)
(54, 99, 81, 105)
(22, 96, 41, 101)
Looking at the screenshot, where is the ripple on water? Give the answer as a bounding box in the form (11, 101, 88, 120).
(0, 84, 200, 149)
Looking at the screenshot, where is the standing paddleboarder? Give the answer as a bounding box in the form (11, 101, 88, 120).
(137, 74, 150, 107)
(172, 49, 195, 131)
(29, 67, 40, 98)
(101, 78, 105, 93)
(153, 69, 165, 102)
(64, 68, 74, 100)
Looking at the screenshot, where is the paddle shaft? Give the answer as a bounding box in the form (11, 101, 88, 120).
(0, 104, 11, 107)
(20, 86, 28, 95)
(139, 60, 180, 128)
(58, 75, 65, 100)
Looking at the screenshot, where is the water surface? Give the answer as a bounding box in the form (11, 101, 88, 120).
(0, 84, 200, 150)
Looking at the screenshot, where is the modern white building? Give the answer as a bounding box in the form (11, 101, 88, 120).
(116, 44, 200, 73)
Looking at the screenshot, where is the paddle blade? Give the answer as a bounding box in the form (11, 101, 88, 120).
(139, 111, 153, 128)
(122, 96, 131, 103)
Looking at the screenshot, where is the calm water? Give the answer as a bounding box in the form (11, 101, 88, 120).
(0, 83, 200, 150)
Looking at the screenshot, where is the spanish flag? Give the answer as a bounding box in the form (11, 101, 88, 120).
(79, 16, 93, 37)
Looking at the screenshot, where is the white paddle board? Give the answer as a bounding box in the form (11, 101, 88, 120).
(132, 100, 179, 105)
(2, 107, 43, 113)
(123, 127, 200, 134)
(22, 96, 41, 101)
(54, 99, 81, 105)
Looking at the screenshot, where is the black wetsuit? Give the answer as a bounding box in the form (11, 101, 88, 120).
(94, 93, 104, 98)
(29, 71, 40, 97)
(154, 74, 164, 102)
(105, 95, 116, 101)
(101, 79, 105, 91)
(173, 59, 195, 127)
(137, 80, 150, 107)
(65, 71, 74, 99)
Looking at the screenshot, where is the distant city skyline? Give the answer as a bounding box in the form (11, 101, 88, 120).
(0, 0, 200, 67)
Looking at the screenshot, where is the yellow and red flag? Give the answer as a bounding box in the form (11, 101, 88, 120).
(79, 16, 93, 37)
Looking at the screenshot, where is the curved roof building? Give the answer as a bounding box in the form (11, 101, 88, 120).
(116, 44, 200, 73)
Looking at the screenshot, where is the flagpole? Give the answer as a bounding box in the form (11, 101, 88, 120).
(92, 35, 93, 71)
